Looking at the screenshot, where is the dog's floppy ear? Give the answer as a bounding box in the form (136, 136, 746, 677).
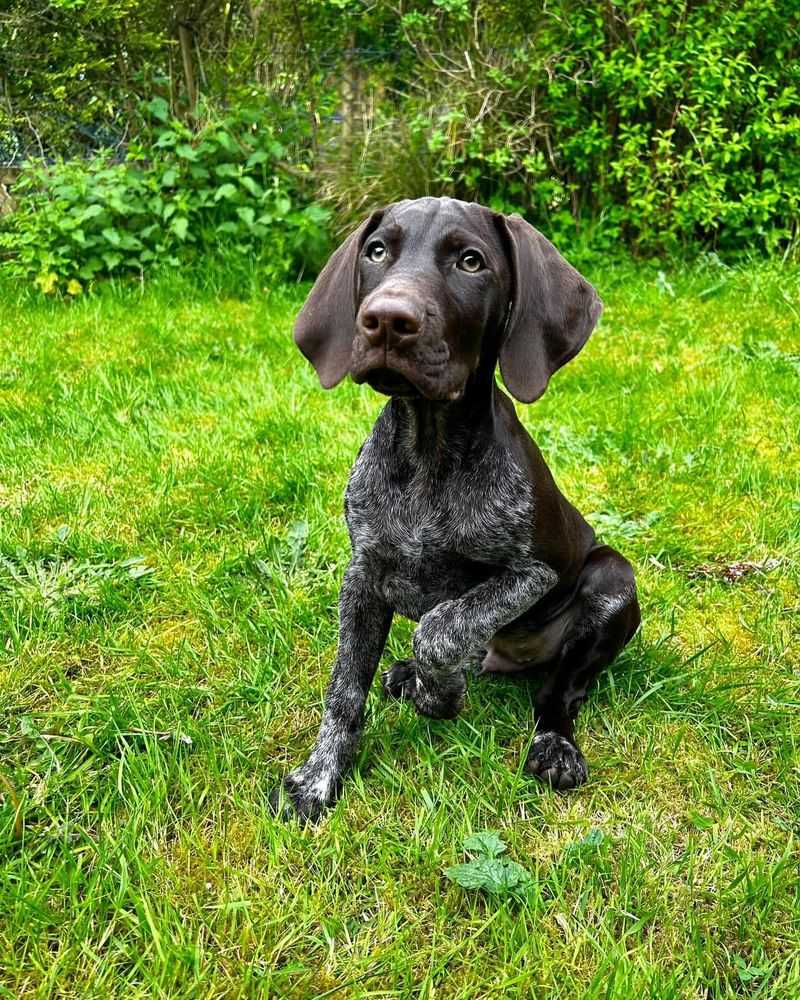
(496, 213, 602, 404)
(294, 209, 384, 388)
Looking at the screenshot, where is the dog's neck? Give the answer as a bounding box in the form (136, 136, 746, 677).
(389, 350, 501, 469)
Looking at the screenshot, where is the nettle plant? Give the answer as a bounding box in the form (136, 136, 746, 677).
(0, 101, 330, 294)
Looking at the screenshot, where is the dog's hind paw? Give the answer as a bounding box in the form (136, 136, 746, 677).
(525, 731, 588, 791)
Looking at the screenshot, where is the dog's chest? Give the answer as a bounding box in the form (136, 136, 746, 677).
(344, 434, 533, 619)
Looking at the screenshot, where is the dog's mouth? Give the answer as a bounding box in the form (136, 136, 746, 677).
(357, 368, 420, 398)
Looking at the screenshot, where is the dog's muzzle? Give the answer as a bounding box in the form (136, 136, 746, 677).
(351, 289, 458, 399)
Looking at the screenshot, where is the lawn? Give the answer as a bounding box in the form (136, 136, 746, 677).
(0, 260, 798, 999)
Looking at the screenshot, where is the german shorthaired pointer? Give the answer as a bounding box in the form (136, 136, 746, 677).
(272, 197, 640, 822)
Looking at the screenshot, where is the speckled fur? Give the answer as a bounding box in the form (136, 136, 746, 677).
(274, 198, 641, 822)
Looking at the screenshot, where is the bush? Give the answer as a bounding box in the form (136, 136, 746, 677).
(0, 102, 330, 294)
(322, 0, 800, 255)
(3, 2, 798, 270)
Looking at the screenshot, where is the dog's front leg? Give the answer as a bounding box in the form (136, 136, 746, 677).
(383, 562, 556, 719)
(272, 564, 392, 823)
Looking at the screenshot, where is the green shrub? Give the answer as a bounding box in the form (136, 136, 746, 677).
(0, 102, 330, 294)
(4, 2, 798, 267)
(323, 0, 800, 255)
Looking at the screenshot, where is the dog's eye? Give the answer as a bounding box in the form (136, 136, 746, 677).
(457, 250, 485, 273)
(366, 240, 387, 263)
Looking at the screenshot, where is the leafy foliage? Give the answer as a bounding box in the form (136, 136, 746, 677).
(461, 830, 507, 857)
(0, 104, 329, 293)
(333, 0, 800, 254)
(1, 0, 798, 275)
(444, 831, 533, 897)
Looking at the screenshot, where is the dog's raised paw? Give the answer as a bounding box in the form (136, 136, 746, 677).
(381, 658, 418, 700)
(525, 731, 588, 791)
(382, 659, 465, 719)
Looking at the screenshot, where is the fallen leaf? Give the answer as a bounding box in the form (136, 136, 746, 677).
(689, 558, 781, 584)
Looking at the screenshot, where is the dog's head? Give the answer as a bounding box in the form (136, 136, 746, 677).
(294, 197, 601, 403)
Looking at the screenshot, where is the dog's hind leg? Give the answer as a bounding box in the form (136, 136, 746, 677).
(514, 546, 640, 790)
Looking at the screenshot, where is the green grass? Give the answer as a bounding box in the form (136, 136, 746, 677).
(0, 259, 798, 999)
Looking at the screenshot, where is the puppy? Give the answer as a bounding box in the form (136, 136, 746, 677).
(273, 197, 640, 822)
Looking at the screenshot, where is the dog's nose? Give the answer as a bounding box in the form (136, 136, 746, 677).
(357, 295, 423, 350)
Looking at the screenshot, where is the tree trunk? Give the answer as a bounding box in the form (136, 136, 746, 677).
(177, 19, 197, 115)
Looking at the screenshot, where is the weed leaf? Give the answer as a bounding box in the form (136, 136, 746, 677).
(463, 830, 507, 858)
